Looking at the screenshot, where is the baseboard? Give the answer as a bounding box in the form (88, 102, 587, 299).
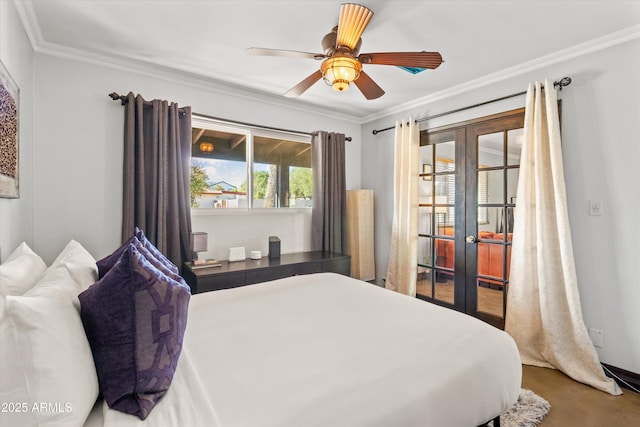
(602, 363, 640, 393)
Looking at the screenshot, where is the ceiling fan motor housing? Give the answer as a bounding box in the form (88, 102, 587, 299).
(322, 26, 362, 57)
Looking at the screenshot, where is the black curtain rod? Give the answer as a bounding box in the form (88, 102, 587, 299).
(371, 77, 572, 135)
(108, 92, 352, 141)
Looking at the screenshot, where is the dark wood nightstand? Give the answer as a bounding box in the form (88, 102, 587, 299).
(182, 251, 351, 294)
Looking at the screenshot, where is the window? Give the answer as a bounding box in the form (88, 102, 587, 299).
(190, 116, 312, 209)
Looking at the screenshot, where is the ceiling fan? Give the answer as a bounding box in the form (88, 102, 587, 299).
(246, 3, 443, 100)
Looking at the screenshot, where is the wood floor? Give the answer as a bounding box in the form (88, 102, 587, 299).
(521, 365, 640, 426)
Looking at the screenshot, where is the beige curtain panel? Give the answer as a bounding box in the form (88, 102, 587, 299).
(386, 118, 419, 296)
(505, 80, 621, 395)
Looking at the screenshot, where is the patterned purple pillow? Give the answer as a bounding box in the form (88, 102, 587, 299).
(79, 243, 190, 420)
(136, 230, 179, 276)
(96, 228, 178, 279)
(134, 240, 186, 287)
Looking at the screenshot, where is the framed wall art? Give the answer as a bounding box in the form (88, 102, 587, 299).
(0, 58, 19, 199)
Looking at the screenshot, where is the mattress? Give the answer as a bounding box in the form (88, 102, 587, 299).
(92, 272, 521, 426)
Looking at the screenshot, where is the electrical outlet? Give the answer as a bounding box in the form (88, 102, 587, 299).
(589, 328, 604, 348)
(589, 200, 603, 216)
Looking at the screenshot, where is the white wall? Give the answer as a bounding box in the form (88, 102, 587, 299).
(362, 38, 640, 373)
(0, 1, 34, 261)
(29, 54, 361, 264)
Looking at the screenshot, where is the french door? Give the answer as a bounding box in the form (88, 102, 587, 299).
(416, 108, 525, 329)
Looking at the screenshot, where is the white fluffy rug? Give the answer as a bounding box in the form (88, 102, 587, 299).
(490, 389, 551, 427)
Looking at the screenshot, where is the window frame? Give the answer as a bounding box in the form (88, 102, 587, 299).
(190, 115, 313, 214)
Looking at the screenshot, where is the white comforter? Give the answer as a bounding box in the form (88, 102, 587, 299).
(92, 273, 521, 427)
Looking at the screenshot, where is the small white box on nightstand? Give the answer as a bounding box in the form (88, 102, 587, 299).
(228, 247, 246, 262)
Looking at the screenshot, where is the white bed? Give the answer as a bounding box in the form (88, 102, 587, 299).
(89, 272, 521, 427)
(1, 241, 520, 427)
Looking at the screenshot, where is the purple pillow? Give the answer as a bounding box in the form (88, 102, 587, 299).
(96, 228, 178, 279)
(134, 240, 186, 287)
(137, 233, 179, 276)
(79, 243, 190, 419)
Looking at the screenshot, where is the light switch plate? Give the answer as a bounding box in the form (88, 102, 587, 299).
(589, 200, 603, 216)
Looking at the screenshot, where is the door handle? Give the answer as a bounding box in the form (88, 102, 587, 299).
(465, 235, 477, 244)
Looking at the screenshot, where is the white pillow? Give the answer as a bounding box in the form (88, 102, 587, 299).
(0, 242, 47, 296)
(46, 240, 98, 292)
(1, 265, 99, 427)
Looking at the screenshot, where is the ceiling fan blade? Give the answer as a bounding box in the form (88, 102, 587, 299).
(246, 47, 325, 60)
(336, 3, 373, 51)
(354, 70, 385, 100)
(359, 52, 443, 69)
(284, 70, 323, 97)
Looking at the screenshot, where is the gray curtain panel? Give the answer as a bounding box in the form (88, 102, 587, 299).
(122, 93, 193, 269)
(311, 131, 346, 253)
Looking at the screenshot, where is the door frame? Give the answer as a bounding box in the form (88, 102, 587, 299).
(419, 107, 525, 329)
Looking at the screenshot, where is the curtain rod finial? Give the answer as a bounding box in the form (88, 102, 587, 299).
(108, 92, 127, 105)
(554, 77, 572, 91)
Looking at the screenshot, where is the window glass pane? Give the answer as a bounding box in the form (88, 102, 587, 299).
(253, 135, 312, 208)
(478, 132, 504, 168)
(190, 119, 313, 211)
(191, 127, 247, 208)
(507, 128, 524, 165)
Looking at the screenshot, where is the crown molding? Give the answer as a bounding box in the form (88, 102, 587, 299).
(360, 24, 640, 124)
(13, 1, 363, 124)
(14, 0, 640, 126)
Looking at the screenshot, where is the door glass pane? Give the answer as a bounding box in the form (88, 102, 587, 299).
(416, 267, 433, 298)
(419, 144, 434, 204)
(477, 279, 504, 318)
(420, 144, 434, 174)
(507, 168, 519, 204)
(435, 238, 454, 270)
(434, 173, 454, 231)
(435, 141, 455, 170)
(484, 169, 504, 204)
(479, 242, 506, 279)
(434, 237, 454, 305)
(478, 132, 504, 167)
(434, 269, 454, 304)
(418, 206, 434, 235)
(507, 128, 524, 165)
(418, 235, 433, 267)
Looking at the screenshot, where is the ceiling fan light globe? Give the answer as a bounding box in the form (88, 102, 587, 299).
(321, 56, 362, 92)
(332, 80, 350, 92)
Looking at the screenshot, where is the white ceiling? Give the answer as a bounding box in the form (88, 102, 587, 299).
(16, 0, 640, 122)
